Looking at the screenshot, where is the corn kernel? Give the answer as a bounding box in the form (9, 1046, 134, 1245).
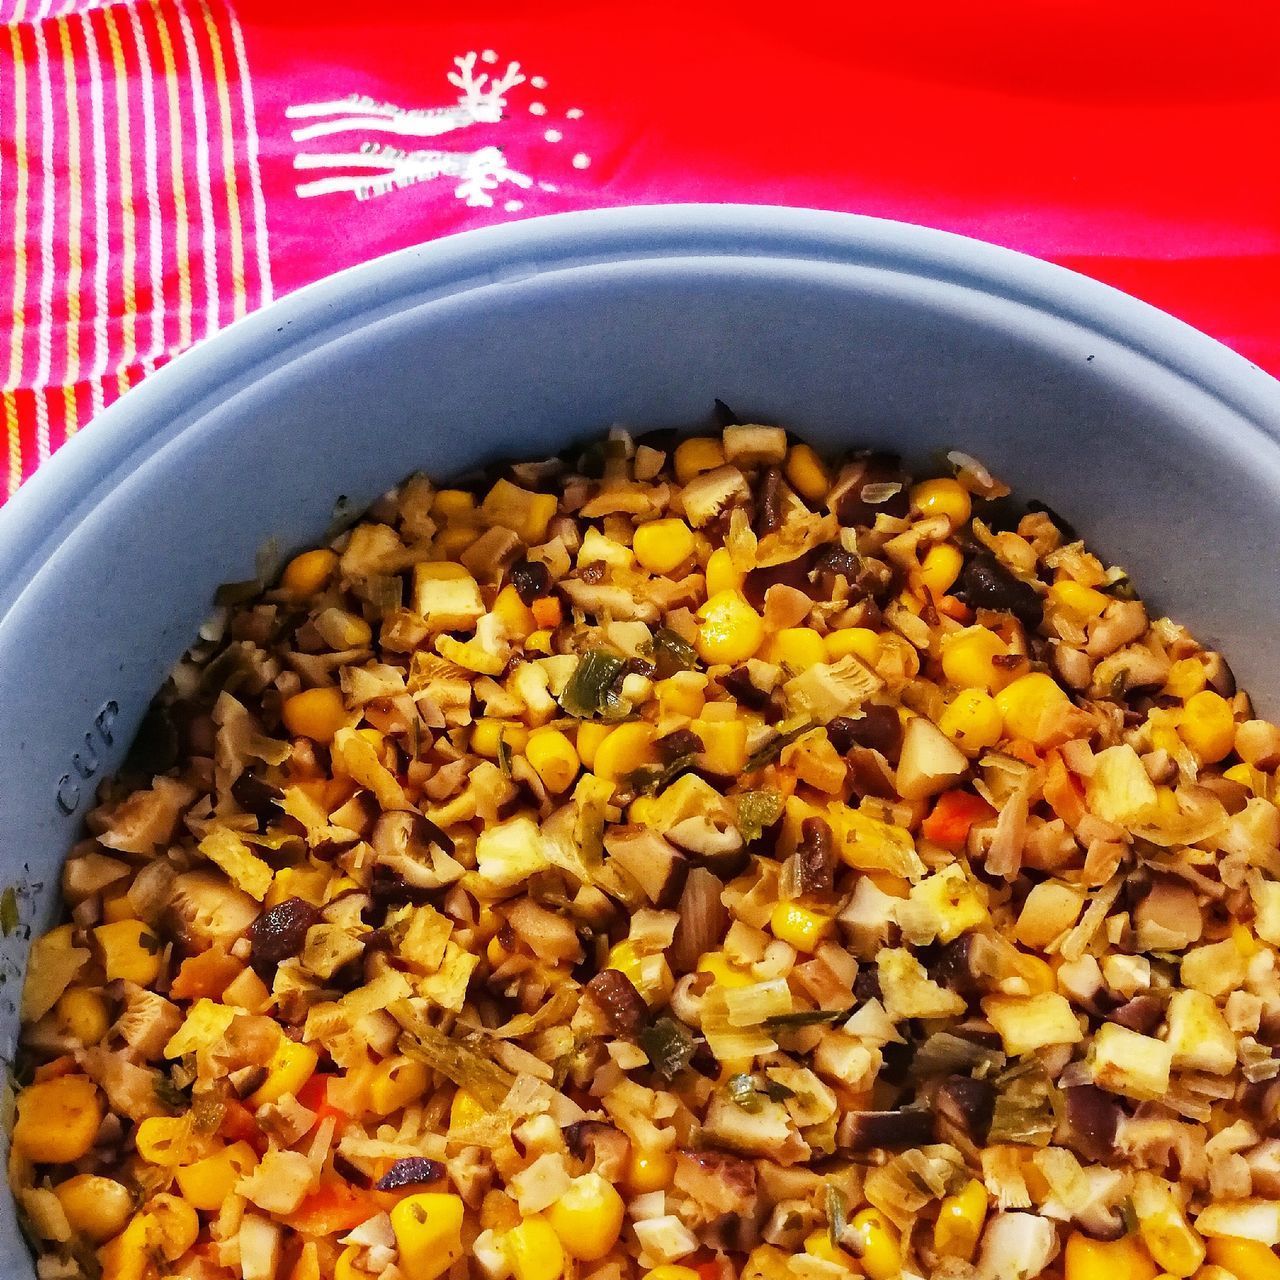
(1206, 1236, 1280, 1280)
(525, 628, 553, 654)
(920, 543, 964, 596)
(98, 1212, 151, 1280)
(825, 628, 882, 666)
(939, 688, 1003, 753)
(314, 606, 372, 649)
(785, 444, 830, 504)
(575, 721, 614, 770)
(14, 1075, 101, 1164)
(656, 672, 707, 720)
(1049, 578, 1111, 619)
(93, 919, 162, 985)
(1064, 1232, 1159, 1280)
(52, 987, 110, 1046)
(692, 717, 749, 775)
(147, 1194, 199, 1261)
(334, 1246, 361, 1280)
(174, 1141, 258, 1211)
(644, 1270, 700, 1280)
(742, 1247, 792, 1280)
(1140, 1204, 1204, 1277)
(911, 477, 972, 528)
(54, 1174, 133, 1244)
(525, 727, 581, 794)
(705, 546, 745, 596)
(370, 1056, 430, 1116)
(996, 672, 1070, 745)
(592, 722, 658, 783)
(697, 952, 753, 989)
(435, 524, 478, 557)
(100, 893, 135, 923)
(472, 718, 528, 759)
(696, 589, 765, 666)
(626, 1145, 677, 1194)
(282, 686, 349, 743)
(634, 519, 696, 575)
(941, 626, 1010, 692)
(934, 1178, 987, 1261)
(546, 1172, 625, 1261)
(606, 940, 673, 1005)
(849, 1208, 901, 1280)
(135, 1116, 192, 1166)
(493, 585, 537, 640)
(450, 1089, 488, 1134)
(247, 1036, 318, 1108)
(1163, 657, 1208, 700)
(281, 548, 339, 596)
(504, 1215, 565, 1280)
(391, 1193, 465, 1280)
(762, 627, 826, 670)
(1178, 690, 1235, 763)
(803, 1229, 858, 1270)
(674, 436, 726, 484)
(769, 901, 833, 953)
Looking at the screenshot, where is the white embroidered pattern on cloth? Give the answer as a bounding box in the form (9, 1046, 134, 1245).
(287, 50, 586, 207)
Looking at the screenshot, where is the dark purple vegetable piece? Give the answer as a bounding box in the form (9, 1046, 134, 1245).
(827, 706, 902, 761)
(657, 728, 705, 765)
(837, 1108, 935, 1152)
(831, 453, 910, 525)
(934, 1075, 996, 1143)
(932, 934, 990, 1001)
(585, 968, 648, 1038)
(755, 466, 784, 537)
(248, 897, 320, 975)
(509, 557, 550, 605)
(721, 666, 774, 713)
(1110, 994, 1165, 1036)
(795, 818, 835, 895)
(375, 1158, 446, 1191)
(1063, 1084, 1122, 1163)
(742, 551, 821, 609)
(957, 550, 1043, 629)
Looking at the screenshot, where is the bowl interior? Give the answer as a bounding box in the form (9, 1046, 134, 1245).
(2, 208, 1279, 1262)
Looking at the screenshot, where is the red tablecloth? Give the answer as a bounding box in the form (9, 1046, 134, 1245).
(3, 0, 1278, 498)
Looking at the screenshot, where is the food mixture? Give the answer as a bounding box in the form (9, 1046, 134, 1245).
(12, 424, 1280, 1280)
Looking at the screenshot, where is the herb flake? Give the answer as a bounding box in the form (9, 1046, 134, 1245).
(639, 1017, 697, 1081)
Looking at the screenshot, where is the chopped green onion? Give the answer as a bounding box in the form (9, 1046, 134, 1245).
(825, 1182, 849, 1248)
(639, 1017, 697, 1081)
(725, 1073, 765, 1113)
(744, 721, 818, 772)
(735, 789, 784, 842)
(559, 649, 627, 720)
(650, 628, 699, 679)
(497, 732, 513, 778)
(763, 1005, 854, 1030)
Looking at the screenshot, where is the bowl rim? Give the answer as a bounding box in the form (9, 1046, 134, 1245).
(3, 202, 1279, 621)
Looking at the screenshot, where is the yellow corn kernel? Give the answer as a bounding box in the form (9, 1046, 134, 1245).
(174, 1141, 258, 1211)
(1178, 690, 1235, 764)
(334, 1246, 362, 1280)
(493, 585, 537, 641)
(504, 1215, 565, 1280)
(525, 628, 553, 655)
(911, 477, 972, 528)
(1049, 578, 1111, 619)
(1224, 762, 1265, 795)
(14, 1076, 101, 1164)
(435, 524, 478, 557)
(939, 688, 1004, 754)
(370, 1055, 430, 1116)
(705, 546, 745, 596)
(825, 627, 882, 666)
(934, 1178, 987, 1261)
(281, 548, 339, 596)
(98, 1212, 152, 1280)
(628, 795, 663, 826)
(391, 1193, 466, 1280)
(53, 987, 110, 1046)
(147, 1194, 199, 1261)
(592, 722, 658, 783)
(919, 543, 964, 597)
(656, 672, 707, 720)
(644, 1270, 701, 1280)
(54, 1175, 133, 1244)
(625, 1146, 677, 1194)
(996, 672, 1070, 744)
(546, 1172, 625, 1261)
(1232, 921, 1261, 957)
(941, 626, 1011, 692)
(472, 718, 528, 759)
(696, 589, 765, 666)
(1017, 954, 1058, 996)
(742, 1246, 792, 1280)
(432, 489, 477, 520)
(525, 727, 581, 794)
(785, 444, 830, 504)
(1206, 1236, 1280, 1280)
(267, 865, 330, 908)
(135, 1116, 192, 1166)
(803, 1229, 859, 1271)
(606, 940, 674, 1005)
(1064, 1232, 1159, 1280)
(634, 519, 696, 575)
(697, 952, 753, 990)
(674, 436, 726, 484)
(247, 1036, 319, 1108)
(762, 627, 827, 670)
(692, 717, 749, 775)
(435, 633, 506, 676)
(1164, 657, 1208, 700)
(282, 686, 349, 743)
(1140, 1205, 1204, 1277)
(93, 919, 162, 986)
(450, 1089, 488, 1134)
(575, 721, 614, 770)
(315, 607, 372, 649)
(100, 893, 135, 923)
(849, 1208, 901, 1280)
(769, 901, 833, 953)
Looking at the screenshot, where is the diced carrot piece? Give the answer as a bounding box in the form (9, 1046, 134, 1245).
(170, 947, 244, 1001)
(531, 596, 562, 629)
(922, 790, 995, 852)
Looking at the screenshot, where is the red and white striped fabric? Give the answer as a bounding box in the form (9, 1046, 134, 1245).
(3, 0, 1279, 499)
